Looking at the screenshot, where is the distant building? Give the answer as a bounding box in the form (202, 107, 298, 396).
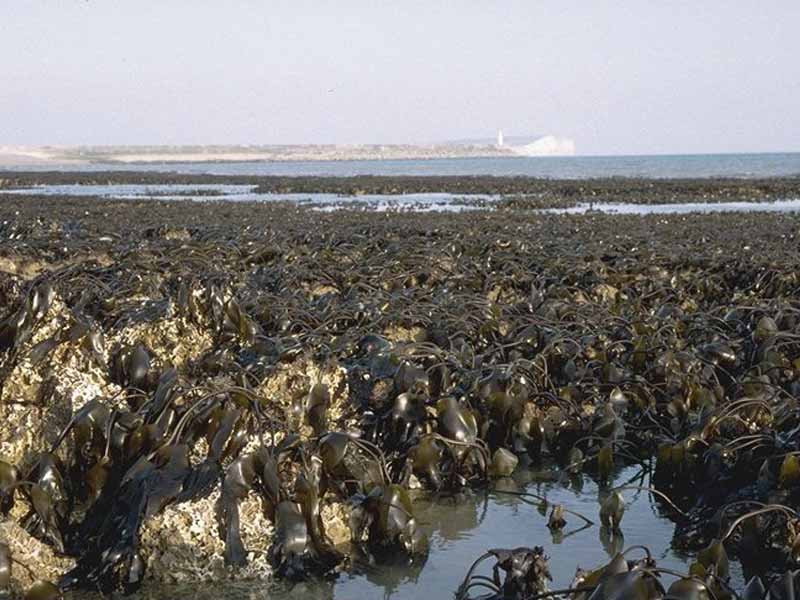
(497, 130, 504, 147)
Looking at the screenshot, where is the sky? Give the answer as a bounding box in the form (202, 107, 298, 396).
(1, 1, 798, 155)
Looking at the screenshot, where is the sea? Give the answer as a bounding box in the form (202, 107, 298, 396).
(4, 152, 800, 179)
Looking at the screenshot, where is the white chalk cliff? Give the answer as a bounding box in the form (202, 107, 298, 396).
(509, 136, 576, 157)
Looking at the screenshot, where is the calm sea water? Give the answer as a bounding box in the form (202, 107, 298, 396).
(5, 153, 800, 179)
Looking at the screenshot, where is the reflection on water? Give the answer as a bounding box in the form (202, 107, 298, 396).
(599, 526, 626, 557)
(330, 465, 743, 600)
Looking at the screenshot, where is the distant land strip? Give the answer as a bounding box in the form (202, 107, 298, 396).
(0, 138, 576, 165)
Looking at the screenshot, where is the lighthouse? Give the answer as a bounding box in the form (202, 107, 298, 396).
(497, 130, 504, 147)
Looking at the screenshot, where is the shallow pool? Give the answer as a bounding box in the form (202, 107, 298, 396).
(98, 465, 740, 600)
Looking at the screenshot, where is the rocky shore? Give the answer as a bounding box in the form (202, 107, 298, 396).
(2, 181, 800, 598)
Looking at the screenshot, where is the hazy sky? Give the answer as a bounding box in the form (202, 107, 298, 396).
(2, 1, 798, 155)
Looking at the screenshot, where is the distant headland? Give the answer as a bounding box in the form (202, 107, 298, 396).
(0, 135, 576, 165)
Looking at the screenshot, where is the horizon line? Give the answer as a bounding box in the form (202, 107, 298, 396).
(3, 144, 800, 159)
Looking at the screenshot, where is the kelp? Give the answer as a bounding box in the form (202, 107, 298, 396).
(1, 185, 800, 597)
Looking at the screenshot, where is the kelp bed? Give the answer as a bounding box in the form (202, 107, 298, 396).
(1, 190, 800, 599)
